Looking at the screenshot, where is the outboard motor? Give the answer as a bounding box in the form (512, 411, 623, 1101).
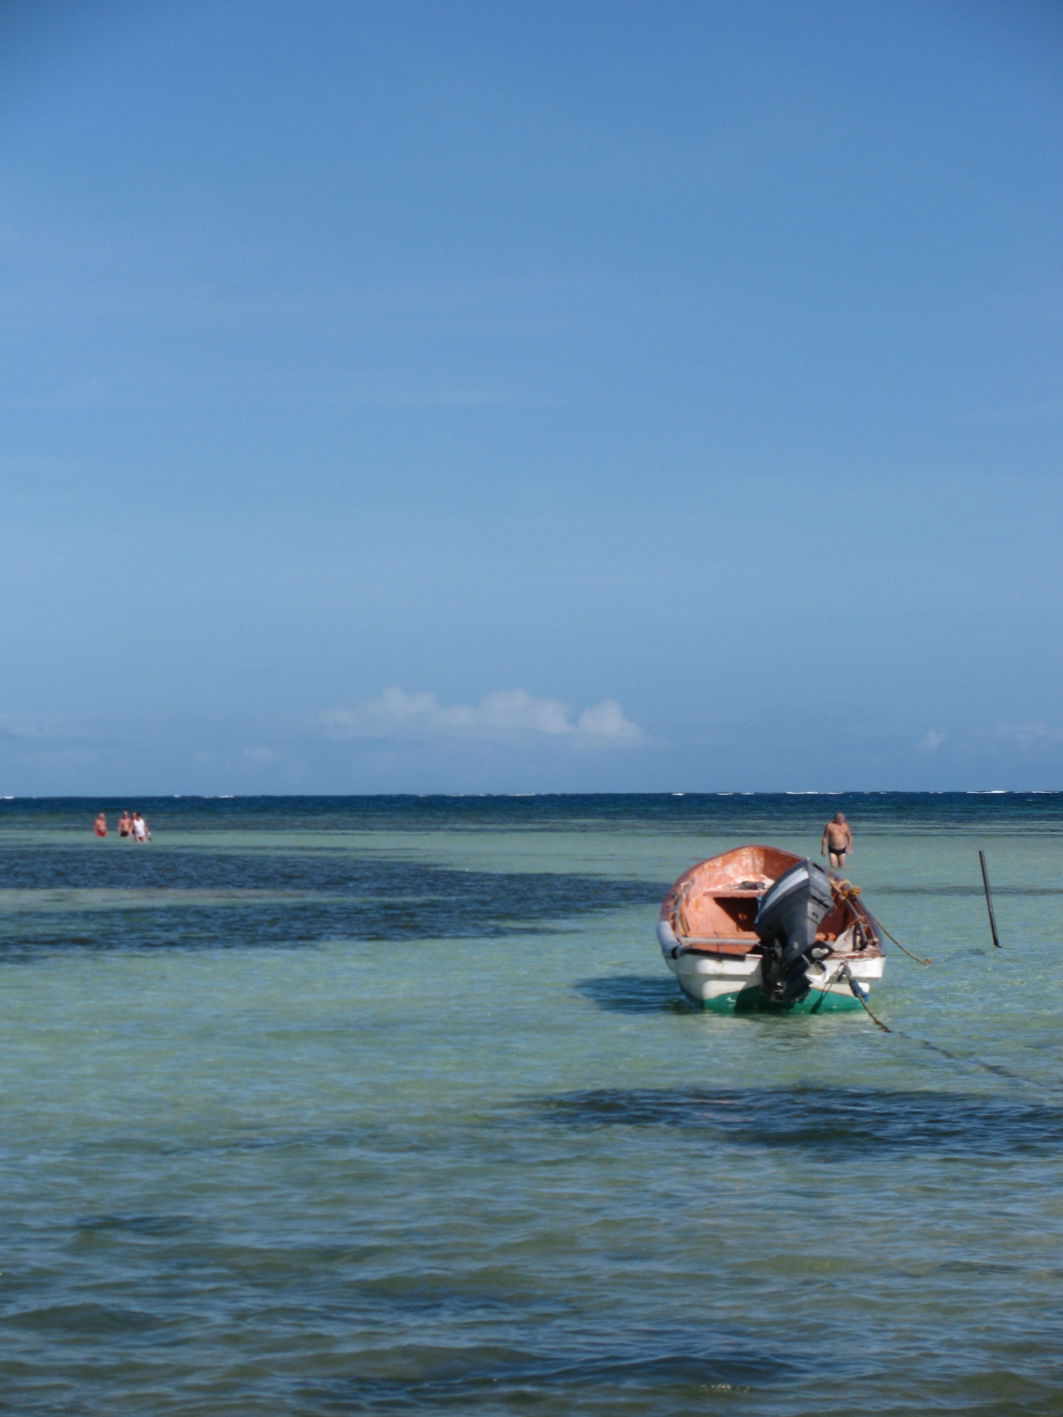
(754, 859, 835, 1003)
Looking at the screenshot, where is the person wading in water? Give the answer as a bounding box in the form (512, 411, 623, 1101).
(821, 812, 852, 868)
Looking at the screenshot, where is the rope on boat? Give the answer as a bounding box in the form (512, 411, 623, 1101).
(838, 966, 892, 1032)
(831, 877, 931, 966)
(830, 878, 874, 955)
(831, 878, 861, 898)
(876, 920, 932, 966)
(809, 963, 846, 1014)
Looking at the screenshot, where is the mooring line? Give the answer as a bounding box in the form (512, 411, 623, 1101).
(809, 963, 846, 1014)
(877, 919, 932, 966)
(845, 975, 1046, 1089)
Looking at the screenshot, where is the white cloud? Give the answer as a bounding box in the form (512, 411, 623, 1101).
(917, 729, 946, 753)
(0, 713, 59, 742)
(319, 687, 646, 749)
(242, 746, 280, 766)
(993, 721, 1063, 749)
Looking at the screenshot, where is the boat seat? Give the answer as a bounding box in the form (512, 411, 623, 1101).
(678, 936, 759, 956)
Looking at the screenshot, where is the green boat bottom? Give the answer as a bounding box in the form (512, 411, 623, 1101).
(698, 984, 867, 1015)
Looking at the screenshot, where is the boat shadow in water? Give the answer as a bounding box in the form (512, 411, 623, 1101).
(574, 975, 697, 1015)
(529, 1085, 1063, 1158)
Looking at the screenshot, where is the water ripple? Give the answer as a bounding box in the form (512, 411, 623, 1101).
(313, 1336, 815, 1412)
(531, 1085, 1063, 1156)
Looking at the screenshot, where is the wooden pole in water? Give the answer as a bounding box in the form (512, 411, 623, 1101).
(978, 849, 1002, 949)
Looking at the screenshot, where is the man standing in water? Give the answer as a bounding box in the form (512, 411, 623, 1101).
(821, 812, 852, 868)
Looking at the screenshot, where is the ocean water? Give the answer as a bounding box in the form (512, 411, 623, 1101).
(1, 792, 1062, 1416)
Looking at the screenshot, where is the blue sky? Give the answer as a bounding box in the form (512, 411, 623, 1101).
(3, 0, 1062, 794)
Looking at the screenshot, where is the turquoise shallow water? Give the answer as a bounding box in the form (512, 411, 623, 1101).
(2, 794, 1062, 1415)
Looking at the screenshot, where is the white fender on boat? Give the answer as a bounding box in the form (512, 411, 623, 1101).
(657, 918, 679, 955)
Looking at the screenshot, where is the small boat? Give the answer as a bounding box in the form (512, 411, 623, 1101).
(657, 844, 885, 1012)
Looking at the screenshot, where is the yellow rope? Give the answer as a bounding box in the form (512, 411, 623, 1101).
(831, 876, 931, 966)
